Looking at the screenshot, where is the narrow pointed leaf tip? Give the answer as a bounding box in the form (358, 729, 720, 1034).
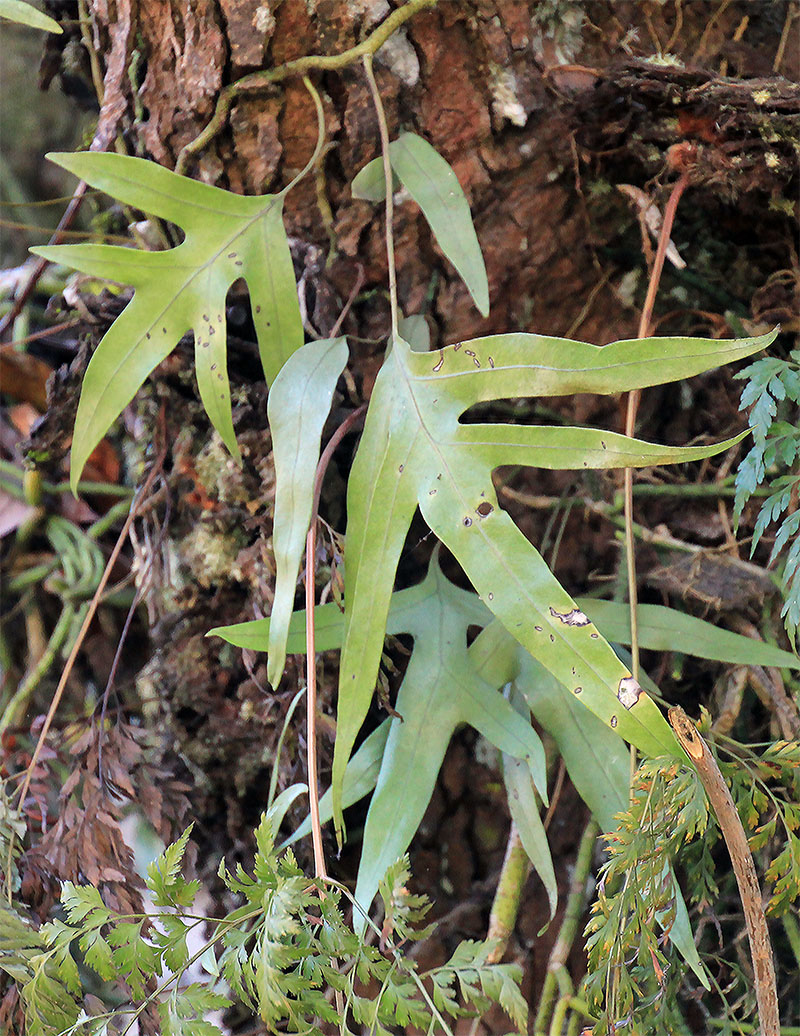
(352, 132, 490, 317)
(267, 337, 349, 686)
(0, 0, 62, 32)
(33, 151, 303, 494)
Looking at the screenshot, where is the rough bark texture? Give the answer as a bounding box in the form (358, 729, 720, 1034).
(17, 0, 800, 1025)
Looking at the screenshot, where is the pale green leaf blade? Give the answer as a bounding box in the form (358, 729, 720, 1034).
(266, 783, 308, 830)
(396, 544, 492, 637)
(458, 677, 547, 798)
(410, 328, 778, 407)
(32, 240, 174, 287)
(517, 655, 627, 832)
(266, 337, 348, 686)
(45, 151, 255, 224)
(353, 678, 460, 929)
(351, 157, 398, 201)
(0, 0, 61, 31)
(455, 424, 748, 471)
(388, 133, 489, 316)
(206, 571, 440, 655)
(33, 152, 303, 492)
(45, 152, 303, 382)
(37, 283, 186, 495)
(578, 598, 800, 670)
(243, 202, 305, 383)
(419, 469, 681, 760)
(286, 721, 390, 845)
(668, 869, 711, 988)
(207, 602, 344, 654)
(398, 313, 431, 353)
(502, 753, 557, 922)
(193, 280, 239, 463)
(467, 618, 522, 689)
(332, 354, 421, 836)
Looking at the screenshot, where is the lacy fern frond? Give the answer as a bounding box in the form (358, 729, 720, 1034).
(735, 351, 800, 639)
(8, 818, 527, 1035)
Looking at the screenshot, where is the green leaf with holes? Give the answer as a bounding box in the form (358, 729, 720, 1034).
(33, 151, 303, 494)
(332, 328, 776, 840)
(352, 133, 489, 316)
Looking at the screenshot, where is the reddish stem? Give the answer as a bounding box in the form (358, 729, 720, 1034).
(305, 404, 366, 881)
(623, 171, 690, 692)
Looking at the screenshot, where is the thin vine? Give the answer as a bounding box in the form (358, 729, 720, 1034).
(173, 0, 439, 177)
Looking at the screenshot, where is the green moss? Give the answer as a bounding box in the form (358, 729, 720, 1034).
(768, 197, 798, 217)
(179, 519, 246, 589)
(194, 431, 261, 507)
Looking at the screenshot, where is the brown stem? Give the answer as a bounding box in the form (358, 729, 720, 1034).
(668, 707, 779, 1036)
(623, 171, 690, 772)
(304, 405, 366, 881)
(0, 319, 80, 350)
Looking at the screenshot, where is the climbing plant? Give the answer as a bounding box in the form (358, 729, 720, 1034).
(2, 5, 798, 1036)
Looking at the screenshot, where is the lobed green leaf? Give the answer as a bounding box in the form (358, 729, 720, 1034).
(333, 329, 773, 838)
(34, 151, 303, 493)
